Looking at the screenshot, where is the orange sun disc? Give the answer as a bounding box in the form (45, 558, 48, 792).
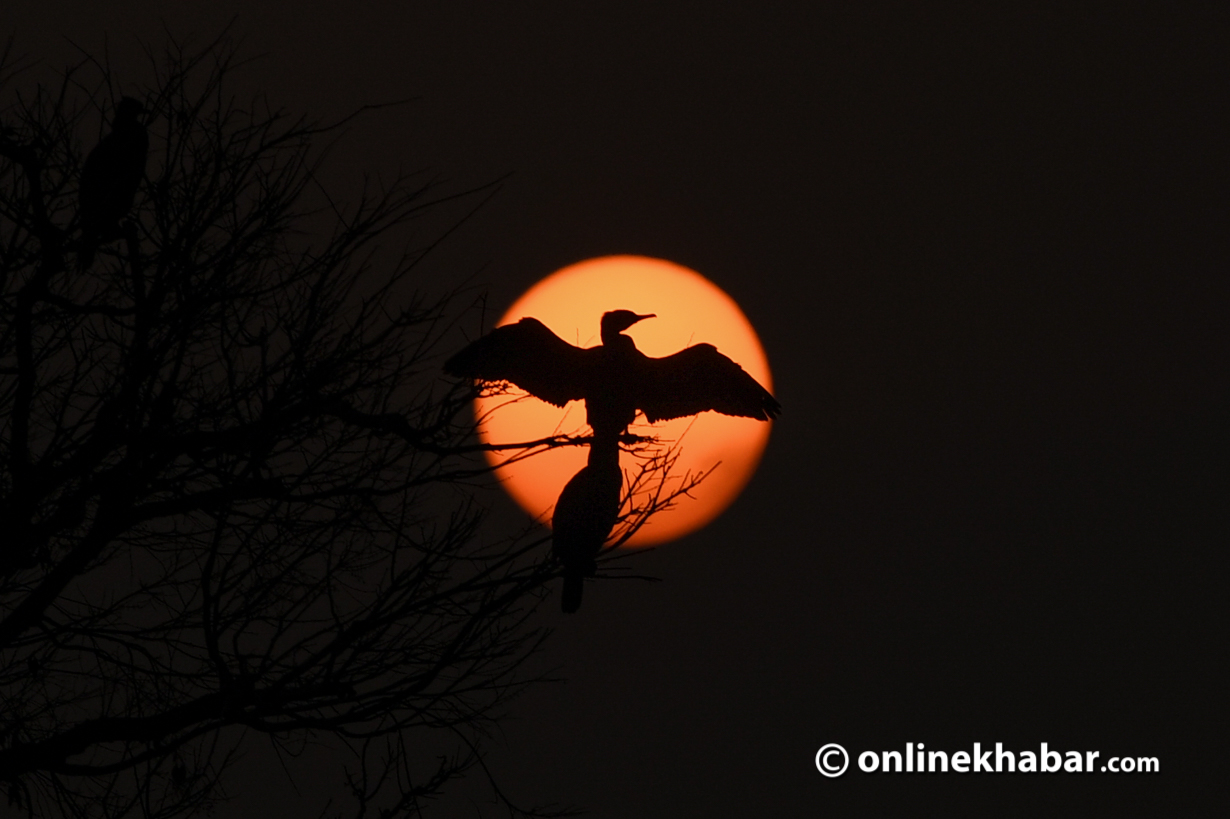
(474, 255, 775, 547)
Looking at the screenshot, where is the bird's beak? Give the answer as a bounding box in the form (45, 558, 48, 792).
(634, 313, 656, 323)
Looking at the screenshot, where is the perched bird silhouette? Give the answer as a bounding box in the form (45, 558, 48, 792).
(445, 309, 781, 446)
(552, 441, 623, 613)
(447, 309, 781, 612)
(78, 97, 148, 270)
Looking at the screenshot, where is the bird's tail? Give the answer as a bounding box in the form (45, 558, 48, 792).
(561, 572, 584, 614)
(77, 242, 95, 272)
(77, 229, 100, 272)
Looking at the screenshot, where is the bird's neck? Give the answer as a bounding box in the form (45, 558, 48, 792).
(113, 117, 142, 134)
(600, 328, 635, 348)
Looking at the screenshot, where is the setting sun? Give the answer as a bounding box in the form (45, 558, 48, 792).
(473, 255, 775, 546)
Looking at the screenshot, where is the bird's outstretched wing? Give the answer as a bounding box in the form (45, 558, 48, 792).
(444, 317, 589, 407)
(638, 344, 780, 423)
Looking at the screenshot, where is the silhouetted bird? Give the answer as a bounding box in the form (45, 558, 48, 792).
(445, 310, 781, 446)
(447, 309, 780, 612)
(552, 442, 623, 613)
(78, 97, 148, 270)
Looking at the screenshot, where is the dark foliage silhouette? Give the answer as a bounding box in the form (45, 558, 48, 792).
(77, 96, 147, 270)
(0, 35, 700, 819)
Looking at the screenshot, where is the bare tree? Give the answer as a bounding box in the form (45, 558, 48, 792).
(0, 35, 695, 819)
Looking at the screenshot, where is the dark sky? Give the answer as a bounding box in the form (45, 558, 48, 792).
(9, 2, 1227, 816)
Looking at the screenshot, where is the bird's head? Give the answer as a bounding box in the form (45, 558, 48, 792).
(600, 310, 655, 339)
(115, 97, 146, 123)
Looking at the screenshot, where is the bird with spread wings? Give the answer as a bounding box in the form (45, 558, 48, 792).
(445, 309, 780, 611)
(445, 310, 780, 440)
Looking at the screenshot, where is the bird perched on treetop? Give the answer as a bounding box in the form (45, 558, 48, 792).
(78, 96, 148, 270)
(446, 309, 780, 612)
(444, 309, 781, 446)
(552, 442, 624, 613)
